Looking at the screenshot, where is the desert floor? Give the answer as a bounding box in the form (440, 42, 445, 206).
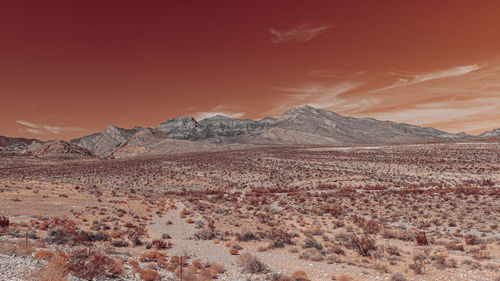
(0, 143, 499, 281)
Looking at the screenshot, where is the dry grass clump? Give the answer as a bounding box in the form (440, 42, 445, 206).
(139, 250, 166, 263)
(137, 268, 161, 281)
(237, 253, 270, 274)
(34, 249, 55, 261)
(29, 247, 123, 280)
(291, 270, 310, 281)
(27, 255, 69, 281)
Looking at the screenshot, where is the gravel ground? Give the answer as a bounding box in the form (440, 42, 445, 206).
(0, 254, 42, 281)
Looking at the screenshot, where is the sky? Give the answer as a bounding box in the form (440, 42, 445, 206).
(1, 0, 500, 140)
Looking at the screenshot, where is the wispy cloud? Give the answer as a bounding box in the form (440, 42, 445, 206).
(374, 64, 484, 93)
(307, 70, 368, 78)
(269, 81, 362, 114)
(16, 120, 38, 128)
(25, 128, 43, 135)
(269, 24, 331, 43)
(16, 120, 87, 135)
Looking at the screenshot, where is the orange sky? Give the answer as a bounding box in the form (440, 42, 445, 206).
(1, 0, 499, 140)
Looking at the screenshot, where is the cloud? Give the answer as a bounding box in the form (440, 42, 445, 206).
(16, 120, 38, 128)
(25, 128, 43, 135)
(374, 64, 484, 92)
(193, 112, 245, 120)
(269, 24, 331, 43)
(307, 70, 368, 78)
(269, 81, 362, 114)
(16, 120, 87, 135)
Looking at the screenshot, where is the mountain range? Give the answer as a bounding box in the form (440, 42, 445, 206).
(2, 105, 499, 158)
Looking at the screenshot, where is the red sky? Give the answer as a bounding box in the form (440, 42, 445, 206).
(1, 0, 499, 140)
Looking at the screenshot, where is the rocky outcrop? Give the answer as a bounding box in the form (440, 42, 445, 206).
(33, 140, 94, 157)
(70, 125, 141, 157)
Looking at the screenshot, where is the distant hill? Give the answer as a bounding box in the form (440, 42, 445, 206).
(32, 140, 94, 158)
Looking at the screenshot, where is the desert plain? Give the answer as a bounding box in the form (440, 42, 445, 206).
(0, 142, 499, 281)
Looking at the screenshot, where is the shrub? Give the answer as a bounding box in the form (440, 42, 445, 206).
(139, 250, 165, 263)
(138, 268, 160, 281)
(363, 220, 381, 234)
(27, 255, 68, 281)
(349, 234, 377, 256)
(292, 270, 309, 281)
(237, 253, 270, 274)
(337, 275, 353, 281)
(302, 238, 323, 250)
(237, 231, 260, 242)
(66, 248, 123, 278)
(0, 215, 10, 228)
(464, 234, 480, 245)
(390, 273, 407, 281)
(152, 239, 169, 250)
(194, 229, 218, 240)
(34, 249, 55, 261)
(415, 232, 428, 246)
(111, 240, 129, 247)
(268, 229, 295, 248)
(229, 248, 238, 255)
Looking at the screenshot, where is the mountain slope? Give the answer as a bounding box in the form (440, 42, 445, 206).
(70, 125, 141, 157)
(0, 136, 43, 152)
(479, 128, 500, 138)
(111, 128, 219, 158)
(32, 140, 94, 158)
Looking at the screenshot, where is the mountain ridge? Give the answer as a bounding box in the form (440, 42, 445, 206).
(2, 106, 498, 158)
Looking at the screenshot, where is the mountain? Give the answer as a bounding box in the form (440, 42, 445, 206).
(32, 140, 94, 158)
(0, 136, 43, 152)
(478, 128, 500, 138)
(68, 105, 496, 158)
(154, 115, 275, 142)
(111, 128, 220, 158)
(70, 125, 142, 157)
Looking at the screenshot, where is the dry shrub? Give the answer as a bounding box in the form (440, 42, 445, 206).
(445, 242, 464, 251)
(34, 249, 55, 261)
(390, 272, 407, 281)
(464, 234, 480, 245)
(128, 259, 139, 268)
(292, 270, 309, 281)
(349, 234, 377, 256)
(229, 248, 238, 255)
(409, 254, 426, 275)
(180, 208, 189, 218)
(65, 248, 124, 279)
(152, 239, 169, 250)
(192, 259, 203, 269)
(298, 248, 323, 262)
(0, 215, 10, 228)
(237, 253, 270, 274)
(363, 220, 381, 234)
(337, 274, 353, 281)
(185, 218, 195, 224)
(138, 268, 160, 281)
(415, 232, 428, 246)
(28, 255, 69, 281)
(139, 250, 166, 263)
